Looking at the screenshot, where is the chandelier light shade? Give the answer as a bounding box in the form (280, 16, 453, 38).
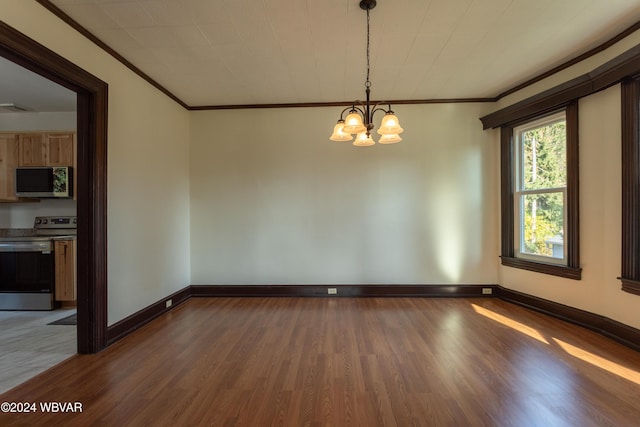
(353, 131, 375, 147)
(329, 120, 354, 142)
(377, 112, 403, 135)
(329, 0, 404, 146)
(342, 110, 367, 134)
(378, 133, 402, 144)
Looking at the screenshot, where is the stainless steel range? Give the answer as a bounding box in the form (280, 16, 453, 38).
(0, 216, 77, 310)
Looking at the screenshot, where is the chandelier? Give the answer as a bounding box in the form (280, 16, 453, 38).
(329, 0, 403, 146)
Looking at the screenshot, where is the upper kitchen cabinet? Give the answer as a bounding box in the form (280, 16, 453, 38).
(0, 131, 77, 202)
(0, 133, 19, 201)
(46, 132, 74, 166)
(19, 132, 74, 167)
(18, 133, 46, 166)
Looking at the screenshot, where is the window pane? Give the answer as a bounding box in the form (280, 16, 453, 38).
(521, 120, 566, 190)
(520, 192, 564, 258)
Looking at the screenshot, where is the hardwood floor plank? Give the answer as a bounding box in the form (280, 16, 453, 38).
(1, 297, 640, 426)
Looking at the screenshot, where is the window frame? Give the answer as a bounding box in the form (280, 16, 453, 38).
(500, 101, 581, 280)
(513, 111, 568, 265)
(620, 76, 640, 295)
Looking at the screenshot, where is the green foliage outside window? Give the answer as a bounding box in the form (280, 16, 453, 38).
(520, 120, 566, 257)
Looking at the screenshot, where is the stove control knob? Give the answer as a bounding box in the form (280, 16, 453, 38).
(42, 219, 48, 224)
(35, 219, 42, 225)
(73, 218, 77, 224)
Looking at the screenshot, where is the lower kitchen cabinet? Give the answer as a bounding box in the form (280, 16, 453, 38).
(0, 133, 19, 201)
(55, 239, 76, 302)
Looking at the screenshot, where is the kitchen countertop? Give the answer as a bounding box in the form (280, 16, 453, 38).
(0, 229, 76, 240)
(51, 235, 76, 241)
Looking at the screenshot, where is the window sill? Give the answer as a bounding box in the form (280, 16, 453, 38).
(619, 277, 640, 296)
(501, 256, 582, 280)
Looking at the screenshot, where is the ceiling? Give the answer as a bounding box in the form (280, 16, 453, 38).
(3, 0, 640, 111)
(0, 57, 76, 113)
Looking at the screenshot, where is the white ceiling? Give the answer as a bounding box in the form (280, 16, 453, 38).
(0, 57, 76, 113)
(3, 0, 640, 110)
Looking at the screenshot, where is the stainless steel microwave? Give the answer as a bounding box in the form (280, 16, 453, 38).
(15, 166, 73, 198)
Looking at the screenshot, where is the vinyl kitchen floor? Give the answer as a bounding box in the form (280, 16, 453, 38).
(0, 308, 76, 394)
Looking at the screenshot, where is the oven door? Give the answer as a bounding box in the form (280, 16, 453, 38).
(0, 240, 56, 310)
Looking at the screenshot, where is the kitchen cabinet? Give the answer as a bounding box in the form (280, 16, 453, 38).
(55, 239, 76, 302)
(0, 131, 77, 201)
(0, 133, 19, 201)
(18, 133, 47, 166)
(45, 132, 76, 199)
(19, 132, 75, 167)
(46, 132, 75, 166)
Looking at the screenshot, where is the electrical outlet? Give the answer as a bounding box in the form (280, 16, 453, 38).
(165, 299, 173, 308)
(482, 288, 493, 295)
(328, 288, 338, 295)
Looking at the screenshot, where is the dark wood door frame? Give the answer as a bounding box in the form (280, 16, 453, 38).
(0, 21, 108, 353)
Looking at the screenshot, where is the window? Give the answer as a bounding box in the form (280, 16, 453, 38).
(514, 112, 567, 264)
(500, 102, 581, 279)
(479, 43, 640, 283)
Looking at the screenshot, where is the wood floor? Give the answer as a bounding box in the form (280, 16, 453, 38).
(1, 297, 639, 426)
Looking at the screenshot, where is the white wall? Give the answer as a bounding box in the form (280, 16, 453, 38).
(0, 0, 191, 325)
(0, 200, 76, 229)
(190, 104, 499, 285)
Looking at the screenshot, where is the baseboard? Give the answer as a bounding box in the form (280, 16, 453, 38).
(497, 286, 640, 352)
(189, 284, 498, 297)
(104, 284, 640, 353)
(106, 286, 191, 346)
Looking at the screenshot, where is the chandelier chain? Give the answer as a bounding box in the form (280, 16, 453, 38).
(365, 7, 371, 89)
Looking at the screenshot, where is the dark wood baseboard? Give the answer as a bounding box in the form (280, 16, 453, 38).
(497, 286, 640, 352)
(106, 286, 191, 345)
(105, 284, 496, 345)
(190, 284, 498, 297)
(104, 284, 640, 353)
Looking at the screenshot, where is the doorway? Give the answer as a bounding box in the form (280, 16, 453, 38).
(0, 21, 108, 354)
